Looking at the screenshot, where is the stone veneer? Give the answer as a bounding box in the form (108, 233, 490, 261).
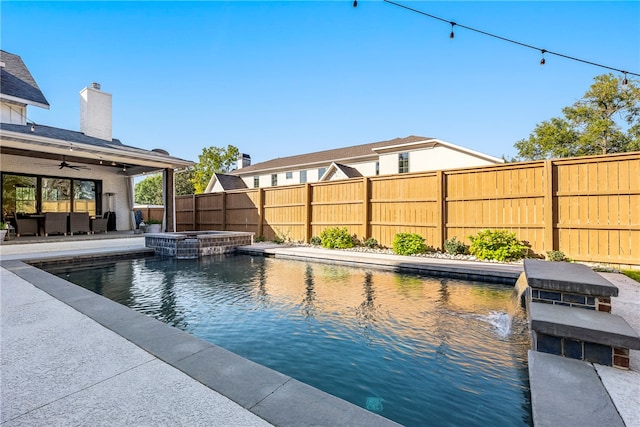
(145, 231, 253, 259)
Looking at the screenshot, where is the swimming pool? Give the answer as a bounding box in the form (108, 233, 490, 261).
(50, 254, 532, 426)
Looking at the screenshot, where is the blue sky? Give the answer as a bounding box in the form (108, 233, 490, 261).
(2, 1, 639, 164)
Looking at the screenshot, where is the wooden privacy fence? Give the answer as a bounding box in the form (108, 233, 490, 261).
(176, 152, 639, 266)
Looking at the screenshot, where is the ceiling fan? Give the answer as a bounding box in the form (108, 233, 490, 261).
(58, 156, 90, 170)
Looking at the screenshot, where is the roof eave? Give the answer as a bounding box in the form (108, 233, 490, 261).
(0, 129, 194, 169)
(0, 93, 50, 110)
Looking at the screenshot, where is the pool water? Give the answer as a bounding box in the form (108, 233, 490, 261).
(50, 254, 532, 426)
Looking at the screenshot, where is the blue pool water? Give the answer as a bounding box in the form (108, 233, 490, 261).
(51, 254, 532, 426)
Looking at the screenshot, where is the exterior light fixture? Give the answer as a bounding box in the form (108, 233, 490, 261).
(622, 72, 628, 86)
(540, 49, 546, 65)
(30, 123, 35, 132)
(353, 0, 357, 7)
(450, 22, 456, 39)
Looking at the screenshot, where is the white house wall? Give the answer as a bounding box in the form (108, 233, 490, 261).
(1, 153, 133, 230)
(411, 145, 497, 171)
(1, 102, 26, 125)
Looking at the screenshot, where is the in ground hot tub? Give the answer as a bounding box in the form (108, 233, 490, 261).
(145, 231, 254, 259)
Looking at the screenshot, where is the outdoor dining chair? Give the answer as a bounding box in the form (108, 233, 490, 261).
(44, 212, 68, 236)
(13, 212, 39, 237)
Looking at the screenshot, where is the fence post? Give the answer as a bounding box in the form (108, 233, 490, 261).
(304, 184, 312, 243)
(192, 194, 197, 230)
(362, 177, 370, 240)
(258, 188, 264, 238)
(544, 160, 555, 253)
(221, 192, 227, 230)
(435, 170, 445, 251)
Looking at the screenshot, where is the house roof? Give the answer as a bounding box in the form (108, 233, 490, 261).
(0, 50, 50, 109)
(230, 135, 433, 175)
(211, 173, 247, 191)
(322, 162, 363, 180)
(1, 122, 194, 171)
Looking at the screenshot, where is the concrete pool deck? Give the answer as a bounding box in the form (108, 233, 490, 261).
(1, 237, 638, 426)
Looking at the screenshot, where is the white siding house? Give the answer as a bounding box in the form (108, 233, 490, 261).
(205, 136, 504, 192)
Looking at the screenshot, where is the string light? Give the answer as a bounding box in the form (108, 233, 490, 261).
(623, 72, 629, 86)
(353, 0, 357, 8)
(380, 0, 639, 80)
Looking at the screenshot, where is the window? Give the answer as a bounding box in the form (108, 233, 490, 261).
(375, 161, 380, 176)
(73, 180, 97, 216)
(318, 168, 326, 179)
(271, 174, 278, 186)
(4, 175, 38, 214)
(42, 178, 71, 212)
(286, 171, 293, 180)
(1, 173, 101, 217)
(300, 170, 307, 184)
(253, 176, 260, 188)
(398, 152, 409, 173)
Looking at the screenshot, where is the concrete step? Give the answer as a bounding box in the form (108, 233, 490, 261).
(528, 350, 624, 427)
(529, 302, 640, 367)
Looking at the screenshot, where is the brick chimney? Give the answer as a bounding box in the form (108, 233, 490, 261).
(80, 82, 112, 141)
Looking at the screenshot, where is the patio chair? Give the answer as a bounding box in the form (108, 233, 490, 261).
(44, 212, 68, 236)
(91, 212, 109, 234)
(69, 212, 91, 235)
(13, 212, 39, 237)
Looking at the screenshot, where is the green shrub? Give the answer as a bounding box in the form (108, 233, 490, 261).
(392, 233, 427, 256)
(254, 235, 266, 243)
(468, 229, 528, 262)
(309, 236, 322, 245)
(546, 250, 567, 262)
(363, 237, 379, 248)
(444, 237, 467, 255)
(320, 227, 355, 249)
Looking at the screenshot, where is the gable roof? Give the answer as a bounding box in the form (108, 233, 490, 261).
(0, 50, 50, 109)
(321, 162, 363, 181)
(207, 173, 247, 192)
(230, 135, 433, 175)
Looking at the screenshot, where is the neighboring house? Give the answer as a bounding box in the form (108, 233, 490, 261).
(0, 50, 194, 231)
(205, 135, 504, 192)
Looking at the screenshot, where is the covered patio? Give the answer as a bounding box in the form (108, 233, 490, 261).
(1, 50, 193, 237)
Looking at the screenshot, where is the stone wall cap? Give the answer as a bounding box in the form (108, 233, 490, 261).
(524, 259, 618, 297)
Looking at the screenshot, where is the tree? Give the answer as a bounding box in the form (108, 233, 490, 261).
(515, 73, 640, 160)
(192, 145, 240, 193)
(175, 168, 196, 196)
(135, 174, 163, 205)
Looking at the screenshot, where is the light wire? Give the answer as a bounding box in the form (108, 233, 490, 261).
(383, 0, 639, 77)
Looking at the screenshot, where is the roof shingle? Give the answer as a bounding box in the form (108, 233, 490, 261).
(231, 135, 432, 175)
(0, 50, 49, 107)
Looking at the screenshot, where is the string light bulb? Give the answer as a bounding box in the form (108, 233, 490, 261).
(540, 49, 546, 65)
(622, 72, 628, 86)
(353, 0, 357, 7)
(449, 22, 456, 39)
(30, 123, 35, 132)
